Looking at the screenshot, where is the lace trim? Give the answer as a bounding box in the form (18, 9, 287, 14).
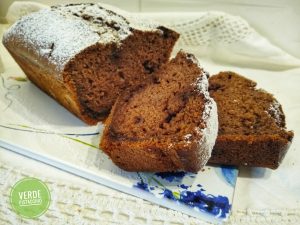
(0, 165, 299, 224)
(167, 12, 252, 46)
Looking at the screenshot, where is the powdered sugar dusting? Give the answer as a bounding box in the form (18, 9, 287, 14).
(187, 53, 218, 165)
(97, 3, 160, 31)
(197, 99, 218, 158)
(4, 9, 97, 74)
(3, 3, 161, 76)
(183, 134, 193, 145)
(268, 100, 283, 126)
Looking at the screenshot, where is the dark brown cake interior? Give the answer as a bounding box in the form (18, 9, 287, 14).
(107, 52, 206, 142)
(100, 51, 214, 172)
(209, 72, 290, 138)
(64, 29, 179, 122)
(208, 71, 294, 169)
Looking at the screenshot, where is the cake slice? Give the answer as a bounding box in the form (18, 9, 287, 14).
(3, 3, 179, 125)
(100, 51, 218, 172)
(208, 72, 294, 169)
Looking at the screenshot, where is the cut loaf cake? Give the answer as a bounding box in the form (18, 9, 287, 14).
(3, 3, 179, 124)
(208, 72, 294, 169)
(101, 51, 218, 172)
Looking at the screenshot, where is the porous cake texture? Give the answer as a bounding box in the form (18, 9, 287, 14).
(101, 51, 218, 172)
(208, 72, 294, 169)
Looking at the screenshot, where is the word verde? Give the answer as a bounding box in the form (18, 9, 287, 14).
(10, 178, 51, 219)
(18, 190, 42, 206)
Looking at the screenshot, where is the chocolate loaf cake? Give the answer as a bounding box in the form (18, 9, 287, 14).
(2, 3, 179, 125)
(208, 72, 294, 169)
(100, 51, 218, 172)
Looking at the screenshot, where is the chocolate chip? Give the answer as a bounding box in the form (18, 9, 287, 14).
(157, 26, 171, 39)
(143, 60, 156, 74)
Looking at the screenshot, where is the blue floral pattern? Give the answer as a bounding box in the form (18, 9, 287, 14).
(134, 169, 235, 219)
(221, 166, 238, 187)
(155, 171, 186, 182)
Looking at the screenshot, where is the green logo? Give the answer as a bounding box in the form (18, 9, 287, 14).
(10, 177, 51, 219)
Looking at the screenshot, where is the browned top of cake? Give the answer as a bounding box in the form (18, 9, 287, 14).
(209, 71, 293, 141)
(3, 3, 175, 76)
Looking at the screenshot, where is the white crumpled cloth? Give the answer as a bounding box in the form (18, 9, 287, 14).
(1, 2, 300, 224)
(141, 12, 300, 71)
